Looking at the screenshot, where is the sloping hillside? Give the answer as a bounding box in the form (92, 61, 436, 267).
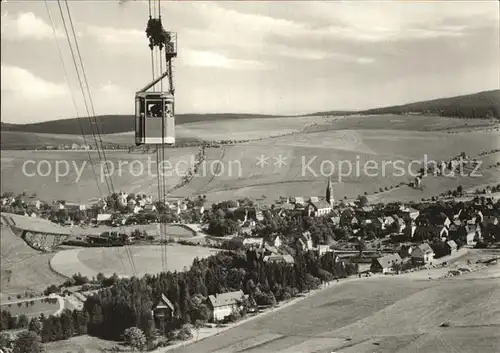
(1, 113, 286, 135)
(359, 90, 500, 118)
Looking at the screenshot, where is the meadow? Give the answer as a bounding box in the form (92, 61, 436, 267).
(168, 262, 500, 353)
(0, 147, 200, 203)
(0, 226, 66, 301)
(174, 127, 500, 203)
(49, 244, 219, 278)
(0, 298, 60, 318)
(2, 114, 498, 204)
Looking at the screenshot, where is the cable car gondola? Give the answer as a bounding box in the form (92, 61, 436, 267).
(135, 27, 177, 146)
(135, 90, 175, 145)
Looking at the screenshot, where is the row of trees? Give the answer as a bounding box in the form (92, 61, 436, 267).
(83, 248, 357, 342)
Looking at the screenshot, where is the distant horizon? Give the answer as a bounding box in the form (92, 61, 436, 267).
(1, 1, 499, 123)
(2, 88, 498, 126)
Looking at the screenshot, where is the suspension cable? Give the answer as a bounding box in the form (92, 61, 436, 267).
(44, 0, 103, 198)
(57, 0, 137, 276)
(55, 0, 112, 194)
(63, 0, 115, 194)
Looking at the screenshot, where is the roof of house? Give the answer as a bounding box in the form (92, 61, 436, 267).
(153, 293, 174, 311)
(309, 200, 331, 210)
(208, 290, 245, 308)
(263, 254, 295, 264)
(97, 214, 112, 221)
(373, 253, 402, 269)
(415, 243, 434, 254)
(384, 216, 395, 223)
(243, 237, 263, 245)
(446, 240, 458, 249)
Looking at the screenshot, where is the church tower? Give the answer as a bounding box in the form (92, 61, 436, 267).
(326, 176, 334, 206)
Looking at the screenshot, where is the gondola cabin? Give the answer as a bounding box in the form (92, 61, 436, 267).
(135, 91, 175, 146)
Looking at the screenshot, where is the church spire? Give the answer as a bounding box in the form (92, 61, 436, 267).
(326, 176, 333, 206)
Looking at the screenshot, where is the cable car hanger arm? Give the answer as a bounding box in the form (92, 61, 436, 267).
(137, 70, 170, 94)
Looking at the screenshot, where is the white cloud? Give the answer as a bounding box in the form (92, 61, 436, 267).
(1, 64, 69, 100)
(99, 81, 121, 94)
(85, 25, 144, 45)
(1, 11, 63, 41)
(182, 49, 264, 70)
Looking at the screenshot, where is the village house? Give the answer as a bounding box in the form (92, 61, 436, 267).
(152, 293, 175, 323)
(411, 243, 435, 265)
(143, 204, 157, 212)
(445, 240, 458, 255)
(431, 213, 451, 228)
(96, 213, 113, 225)
(71, 143, 80, 150)
(263, 254, 295, 265)
(393, 215, 407, 233)
(26, 199, 42, 209)
(243, 237, 264, 248)
(370, 253, 403, 274)
(317, 244, 333, 256)
(270, 234, 282, 248)
(329, 211, 341, 226)
(299, 231, 313, 250)
(403, 224, 417, 239)
(398, 205, 420, 220)
(290, 196, 305, 206)
(206, 290, 247, 322)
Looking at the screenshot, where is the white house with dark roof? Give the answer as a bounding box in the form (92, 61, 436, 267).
(206, 290, 246, 322)
(411, 243, 435, 265)
(370, 254, 402, 273)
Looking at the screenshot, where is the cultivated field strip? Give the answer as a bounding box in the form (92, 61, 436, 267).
(171, 272, 500, 353)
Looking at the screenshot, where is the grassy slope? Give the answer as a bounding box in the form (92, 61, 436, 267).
(358, 89, 500, 116)
(1, 147, 200, 203)
(165, 265, 500, 353)
(172, 118, 500, 202)
(0, 226, 65, 301)
(49, 244, 218, 278)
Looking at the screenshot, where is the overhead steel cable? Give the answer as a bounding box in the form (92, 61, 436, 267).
(55, 0, 112, 194)
(57, 0, 138, 277)
(62, 0, 115, 193)
(44, 0, 103, 198)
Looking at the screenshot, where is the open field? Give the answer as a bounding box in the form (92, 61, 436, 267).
(304, 114, 499, 133)
(0, 298, 60, 318)
(45, 335, 121, 353)
(2, 115, 498, 203)
(1, 147, 200, 203)
(0, 226, 65, 301)
(173, 128, 500, 203)
(166, 263, 500, 353)
(49, 244, 219, 278)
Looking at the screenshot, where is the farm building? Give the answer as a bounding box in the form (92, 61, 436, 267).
(370, 254, 402, 274)
(206, 290, 247, 322)
(152, 293, 175, 323)
(445, 240, 458, 255)
(412, 243, 435, 265)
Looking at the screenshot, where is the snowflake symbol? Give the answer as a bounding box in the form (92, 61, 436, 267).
(256, 154, 269, 168)
(274, 154, 288, 168)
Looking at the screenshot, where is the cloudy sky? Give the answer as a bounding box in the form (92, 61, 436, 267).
(1, 0, 499, 124)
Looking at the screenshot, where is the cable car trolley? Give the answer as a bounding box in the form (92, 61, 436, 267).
(135, 25, 177, 146)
